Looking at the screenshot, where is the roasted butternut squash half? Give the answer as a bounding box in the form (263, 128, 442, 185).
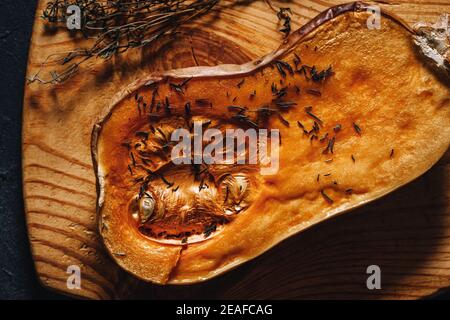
(92, 2, 450, 284)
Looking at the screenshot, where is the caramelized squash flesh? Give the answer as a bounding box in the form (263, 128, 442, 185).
(93, 2, 450, 284)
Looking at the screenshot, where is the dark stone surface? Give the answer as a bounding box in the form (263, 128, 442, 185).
(0, 0, 67, 300)
(0, 0, 447, 300)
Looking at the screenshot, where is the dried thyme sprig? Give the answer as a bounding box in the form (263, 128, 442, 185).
(265, 0, 292, 37)
(28, 0, 220, 84)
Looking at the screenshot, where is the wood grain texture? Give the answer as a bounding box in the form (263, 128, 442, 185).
(23, 0, 450, 299)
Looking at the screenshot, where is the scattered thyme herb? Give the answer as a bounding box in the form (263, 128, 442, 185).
(275, 60, 294, 76)
(224, 185, 229, 203)
(273, 86, 288, 99)
(306, 89, 321, 96)
(276, 7, 292, 37)
(256, 107, 277, 122)
(312, 121, 320, 133)
(138, 181, 149, 199)
(271, 82, 277, 93)
(311, 66, 333, 82)
(321, 189, 334, 204)
(319, 133, 329, 143)
(231, 114, 258, 128)
(121, 142, 131, 150)
(141, 158, 154, 166)
(227, 105, 246, 114)
(297, 65, 309, 79)
(133, 177, 144, 184)
(159, 173, 174, 188)
(195, 99, 210, 106)
(136, 95, 144, 115)
(202, 120, 212, 128)
(150, 88, 158, 112)
(130, 152, 136, 166)
(353, 122, 362, 135)
(275, 101, 297, 109)
(169, 83, 184, 94)
(203, 223, 217, 238)
(328, 137, 336, 154)
(305, 106, 323, 125)
(322, 137, 335, 154)
(275, 61, 286, 78)
(148, 113, 163, 119)
(156, 128, 167, 141)
(293, 53, 301, 68)
(164, 97, 172, 115)
(135, 131, 149, 140)
(180, 77, 193, 87)
(278, 113, 290, 127)
(185, 102, 191, 115)
(169, 77, 193, 95)
(199, 178, 205, 191)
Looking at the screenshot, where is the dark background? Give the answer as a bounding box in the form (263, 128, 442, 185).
(0, 0, 448, 300)
(0, 0, 66, 299)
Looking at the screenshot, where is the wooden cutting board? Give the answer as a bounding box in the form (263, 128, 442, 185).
(23, 0, 450, 299)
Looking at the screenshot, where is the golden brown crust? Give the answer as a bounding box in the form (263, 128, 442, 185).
(92, 2, 450, 284)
